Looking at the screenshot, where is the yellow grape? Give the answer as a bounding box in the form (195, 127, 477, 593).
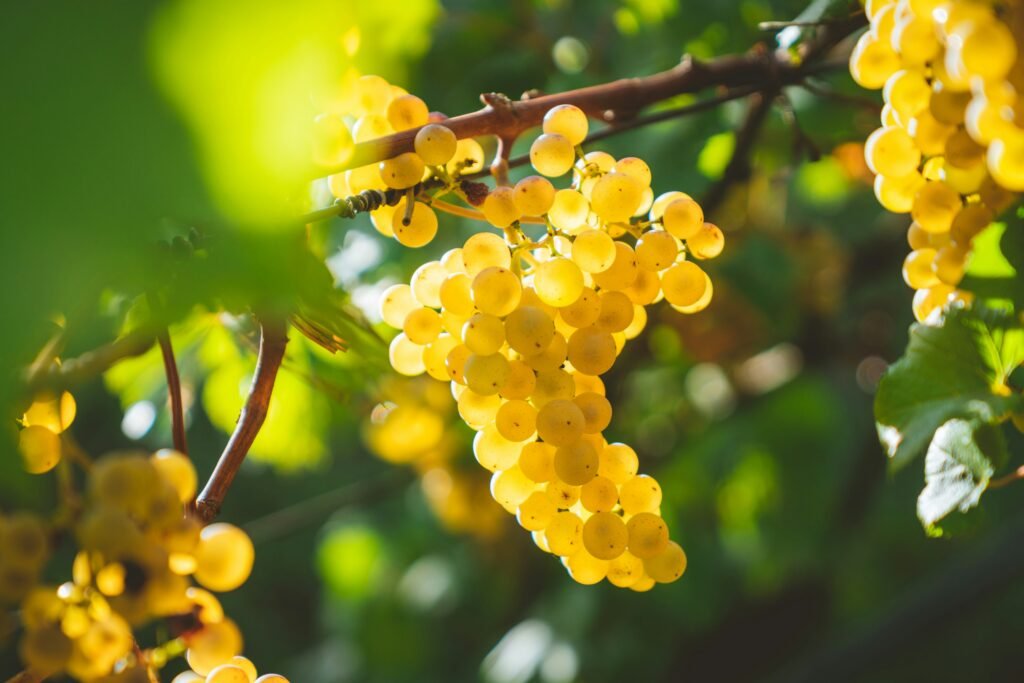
(311, 113, 353, 167)
(386, 94, 429, 131)
(22, 391, 76, 434)
(482, 186, 522, 228)
(636, 230, 678, 271)
(439, 274, 475, 317)
(530, 368, 575, 407)
(534, 257, 584, 307)
(688, 223, 725, 260)
(517, 491, 557, 531)
(572, 229, 617, 273)
(643, 541, 687, 583)
(464, 353, 509, 396)
(457, 389, 502, 427)
(18, 425, 61, 474)
(595, 291, 634, 333)
(505, 306, 556, 355)
(548, 189, 590, 234)
(544, 511, 583, 556)
(902, 248, 939, 289)
(530, 133, 576, 177)
(592, 242, 638, 291)
(194, 524, 255, 593)
(473, 425, 523, 471)
(559, 287, 601, 328)
(535, 399, 585, 447)
(864, 126, 921, 177)
(513, 175, 556, 216)
(522, 332, 567, 372)
(414, 124, 457, 165)
(580, 476, 618, 513)
(911, 181, 961, 234)
(402, 307, 442, 345)
(582, 511, 628, 560)
(574, 392, 612, 434)
(553, 439, 598, 486)
(501, 359, 537, 400)
(462, 313, 505, 355)
(380, 284, 418, 328)
(567, 326, 616, 376)
(353, 75, 392, 116)
(206, 665, 252, 683)
(613, 156, 652, 186)
(151, 449, 197, 503)
(472, 266, 522, 317)
(446, 138, 486, 175)
(564, 549, 609, 584)
(626, 512, 669, 559)
(391, 200, 438, 248)
(590, 172, 644, 223)
(496, 399, 538, 442)
(519, 442, 556, 482)
(462, 232, 511, 276)
(661, 262, 708, 307)
(186, 619, 243, 676)
(607, 551, 645, 588)
(619, 475, 662, 515)
(389, 333, 426, 377)
(490, 466, 536, 512)
(542, 104, 589, 145)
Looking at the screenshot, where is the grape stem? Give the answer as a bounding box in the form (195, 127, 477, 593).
(23, 327, 156, 394)
(429, 197, 546, 225)
(988, 464, 1024, 490)
(194, 318, 289, 523)
(157, 330, 188, 456)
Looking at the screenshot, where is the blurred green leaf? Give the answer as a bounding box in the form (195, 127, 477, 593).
(318, 524, 385, 602)
(697, 132, 735, 179)
(917, 419, 999, 533)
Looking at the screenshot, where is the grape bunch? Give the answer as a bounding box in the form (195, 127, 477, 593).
(849, 0, 1023, 321)
(372, 102, 724, 589)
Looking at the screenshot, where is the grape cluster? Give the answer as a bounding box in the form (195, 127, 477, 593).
(376, 104, 723, 588)
(850, 0, 1023, 321)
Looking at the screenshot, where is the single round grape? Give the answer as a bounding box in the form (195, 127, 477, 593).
(623, 304, 647, 339)
(403, 307, 442, 345)
(595, 291, 634, 333)
(392, 200, 438, 248)
(636, 230, 678, 271)
(950, 203, 994, 247)
(591, 242, 638, 291)
(542, 104, 589, 145)
(386, 94, 429, 131)
(545, 479, 581, 509)
(590, 172, 644, 223)
(874, 170, 925, 213)
(505, 306, 556, 355)
(531, 368, 575, 407)
(379, 152, 425, 190)
(389, 333, 426, 376)
(883, 69, 931, 120)
(472, 267, 522, 317)
(206, 665, 251, 683)
(865, 126, 921, 177)
(462, 232, 511, 276)
(464, 353, 510, 395)
(567, 326, 616, 376)
(482, 186, 522, 228)
(353, 74, 392, 115)
(545, 511, 583, 555)
(688, 223, 725, 260)
(582, 512, 628, 560)
(649, 191, 687, 221)
(513, 175, 556, 216)
(933, 245, 967, 286)
(194, 524, 254, 592)
(519, 441, 556, 482)
(576, 150, 615, 176)
(474, 424, 524, 471)
(151, 449, 197, 503)
(446, 138, 486, 175)
(626, 512, 670, 559)
(553, 439, 598, 486)
(496, 399, 537, 442)
(661, 262, 708, 307)
(619, 475, 662, 515)
(598, 443, 638, 485)
(462, 313, 505, 355)
(559, 287, 601, 328)
(944, 129, 985, 169)
(580, 475, 618, 513)
(534, 258, 584, 307)
(312, 113, 354, 167)
(572, 229, 616, 274)
(892, 14, 940, 66)
(613, 156, 652, 186)
(955, 18, 1017, 82)
(902, 248, 939, 289)
(517, 491, 557, 531)
(458, 389, 502, 428)
(18, 425, 61, 474)
(186, 619, 243, 676)
(22, 391, 76, 433)
(565, 549, 609, 585)
(662, 197, 705, 240)
(501, 359, 537, 400)
(490, 466, 536, 512)
(379, 284, 418, 329)
(439, 273, 475, 317)
(523, 332, 567, 372)
(535, 399, 585, 447)
(911, 181, 962, 234)
(530, 133, 576, 177)
(445, 343, 472, 384)
(414, 124, 457, 165)
(548, 189, 590, 234)
(346, 163, 384, 194)
(574, 392, 612, 434)
(909, 110, 955, 157)
(988, 134, 1024, 192)
(849, 31, 900, 89)
(607, 551, 645, 588)
(643, 541, 687, 583)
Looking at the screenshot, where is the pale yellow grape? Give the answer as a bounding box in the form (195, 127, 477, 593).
(929, 81, 969, 125)
(688, 223, 725, 260)
(505, 306, 556, 355)
(635, 186, 654, 218)
(607, 551, 645, 588)
(891, 14, 940, 66)
(193, 524, 254, 592)
(909, 110, 955, 157)
(613, 156, 652, 186)
(546, 479, 582, 510)
(440, 248, 466, 274)
(534, 257, 584, 307)
(501, 360, 537, 400)
(369, 204, 396, 237)
(649, 191, 686, 221)
(424, 334, 459, 380)
(353, 74, 392, 115)
(446, 138, 486, 175)
(346, 163, 384, 194)
(23, 391, 76, 433)
(595, 291, 634, 332)
(964, 94, 1013, 146)
(379, 152, 425, 190)
(874, 170, 924, 213)
(630, 575, 656, 592)
(590, 172, 644, 223)
(574, 392, 611, 434)
(636, 230, 678, 271)
(151, 449, 197, 503)
(581, 512, 627, 560)
(953, 18, 1017, 82)
(535, 399, 585, 447)
(643, 541, 687, 583)
(402, 307, 442, 345)
(661, 197, 705, 240)
(441, 310, 469, 337)
(912, 181, 962, 234)
(902, 249, 939, 289)
(907, 223, 930, 250)
(865, 126, 921, 177)
(391, 199, 438, 248)
(464, 353, 510, 395)
(592, 242, 638, 291)
(661, 261, 708, 307)
(625, 267, 662, 306)
(580, 476, 618, 513)
(571, 229, 616, 273)
(415, 124, 457, 165)
(231, 657, 260, 682)
(933, 246, 967, 286)
(553, 440, 598, 485)
(619, 475, 662, 515)
(672, 272, 713, 314)
(523, 332, 567, 372)
(988, 134, 1024, 192)
(626, 512, 669, 559)
(386, 94, 429, 131)
(567, 326, 616, 376)
(513, 175, 556, 216)
(255, 675, 290, 683)
(623, 304, 648, 339)
(186, 587, 224, 625)
(389, 333, 426, 376)
(496, 399, 538, 442)
(548, 189, 590, 234)
(312, 113, 353, 167)
(951, 203, 993, 247)
(531, 368, 576, 407)
(883, 70, 931, 120)
(574, 373, 605, 396)
(186, 618, 243, 675)
(542, 104, 589, 145)
(482, 186, 522, 228)
(944, 129, 985, 169)
(172, 673, 205, 683)
(520, 442, 556, 482)
(517, 491, 557, 531)
(598, 444, 638, 485)
(490, 466, 536, 512)
(19, 425, 61, 474)
(564, 549, 608, 584)
(472, 266, 522, 316)
(462, 313, 505, 355)
(849, 31, 900, 89)
(545, 511, 583, 555)
(462, 232, 511, 276)
(576, 150, 615, 176)
(352, 114, 392, 143)
(559, 287, 601, 328)
(458, 389, 502, 427)
(942, 162, 986, 200)
(520, 286, 558, 318)
(206, 665, 251, 683)
(530, 133, 576, 177)
(474, 424, 524, 471)
(439, 274, 475, 317)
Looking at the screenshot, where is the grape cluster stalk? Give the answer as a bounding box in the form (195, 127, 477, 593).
(850, 0, 1024, 321)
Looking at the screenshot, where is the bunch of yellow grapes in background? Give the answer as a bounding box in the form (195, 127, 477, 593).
(374, 100, 725, 589)
(850, 0, 1023, 321)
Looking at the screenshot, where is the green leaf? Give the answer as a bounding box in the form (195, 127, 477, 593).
(917, 419, 1000, 532)
(875, 305, 1024, 471)
(697, 132, 735, 180)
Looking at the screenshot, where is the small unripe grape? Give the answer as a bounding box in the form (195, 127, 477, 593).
(482, 186, 522, 228)
(643, 541, 687, 583)
(535, 399, 585, 447)
(194, 524, 255, 592)
(592, 242, 638, 291)
(553, 439, 598, 486)
(619, 475, 662, 515)
(545, 511, 583, 555)
(688, 223, 725, 260)
(662, 262, 708, 307)
(865, 126, 921, 177)
(472, 267, 522, 317)
(462, 232, 511, 276)
(446, 138, 486, 175)
(626, 512, 669, 559)
(312, 113, 354, 167)
(386, 94, 429, 131)
(501, 359, 537, 400)
(580, 476, 618, 513)
(414, 124, 457, 165)
(572, 229, 616, 273)
(392, 200, 438, 248)
(464, 353, 510, 395)
(389, 333, 426, 376)
(902, 248, 939, 289)
(513, 175, 556, 216)
(534, 258, 584, 307)
(530, 133, 576, 177)
(543, 104, 589, 145)
(151, 449, 197, 503)
(379, 152, 425, 189)
(590, 172, 644, 223)
(548, 189, 590, 234)
(520, 441, 556, 482)
(496, 399, 537, 441)
(505, 306, 556, 355)
(582, 511, 627, 560)
(567, 326, 616, 376)
(462, 313, 505, 355)
(517, 491, 557, 531)
(19, 425, 61, 474)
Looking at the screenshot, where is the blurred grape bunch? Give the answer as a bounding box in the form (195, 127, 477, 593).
(148, 0, 439, 229)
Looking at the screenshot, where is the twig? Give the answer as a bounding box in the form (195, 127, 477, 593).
(24, 327, 155, 394)
(157, 330, 188, 455)
(24, 326, 66, 387)
(988, 464, 1024, 490)
(195, 319, 289, 523)
(5, 672, 42, 683)
(430, 198, 546, 225)
(759, 15, 862, 31)
(799, 79, 883, 113)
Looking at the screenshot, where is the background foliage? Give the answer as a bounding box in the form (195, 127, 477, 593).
(4, 0, 1024, 681)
